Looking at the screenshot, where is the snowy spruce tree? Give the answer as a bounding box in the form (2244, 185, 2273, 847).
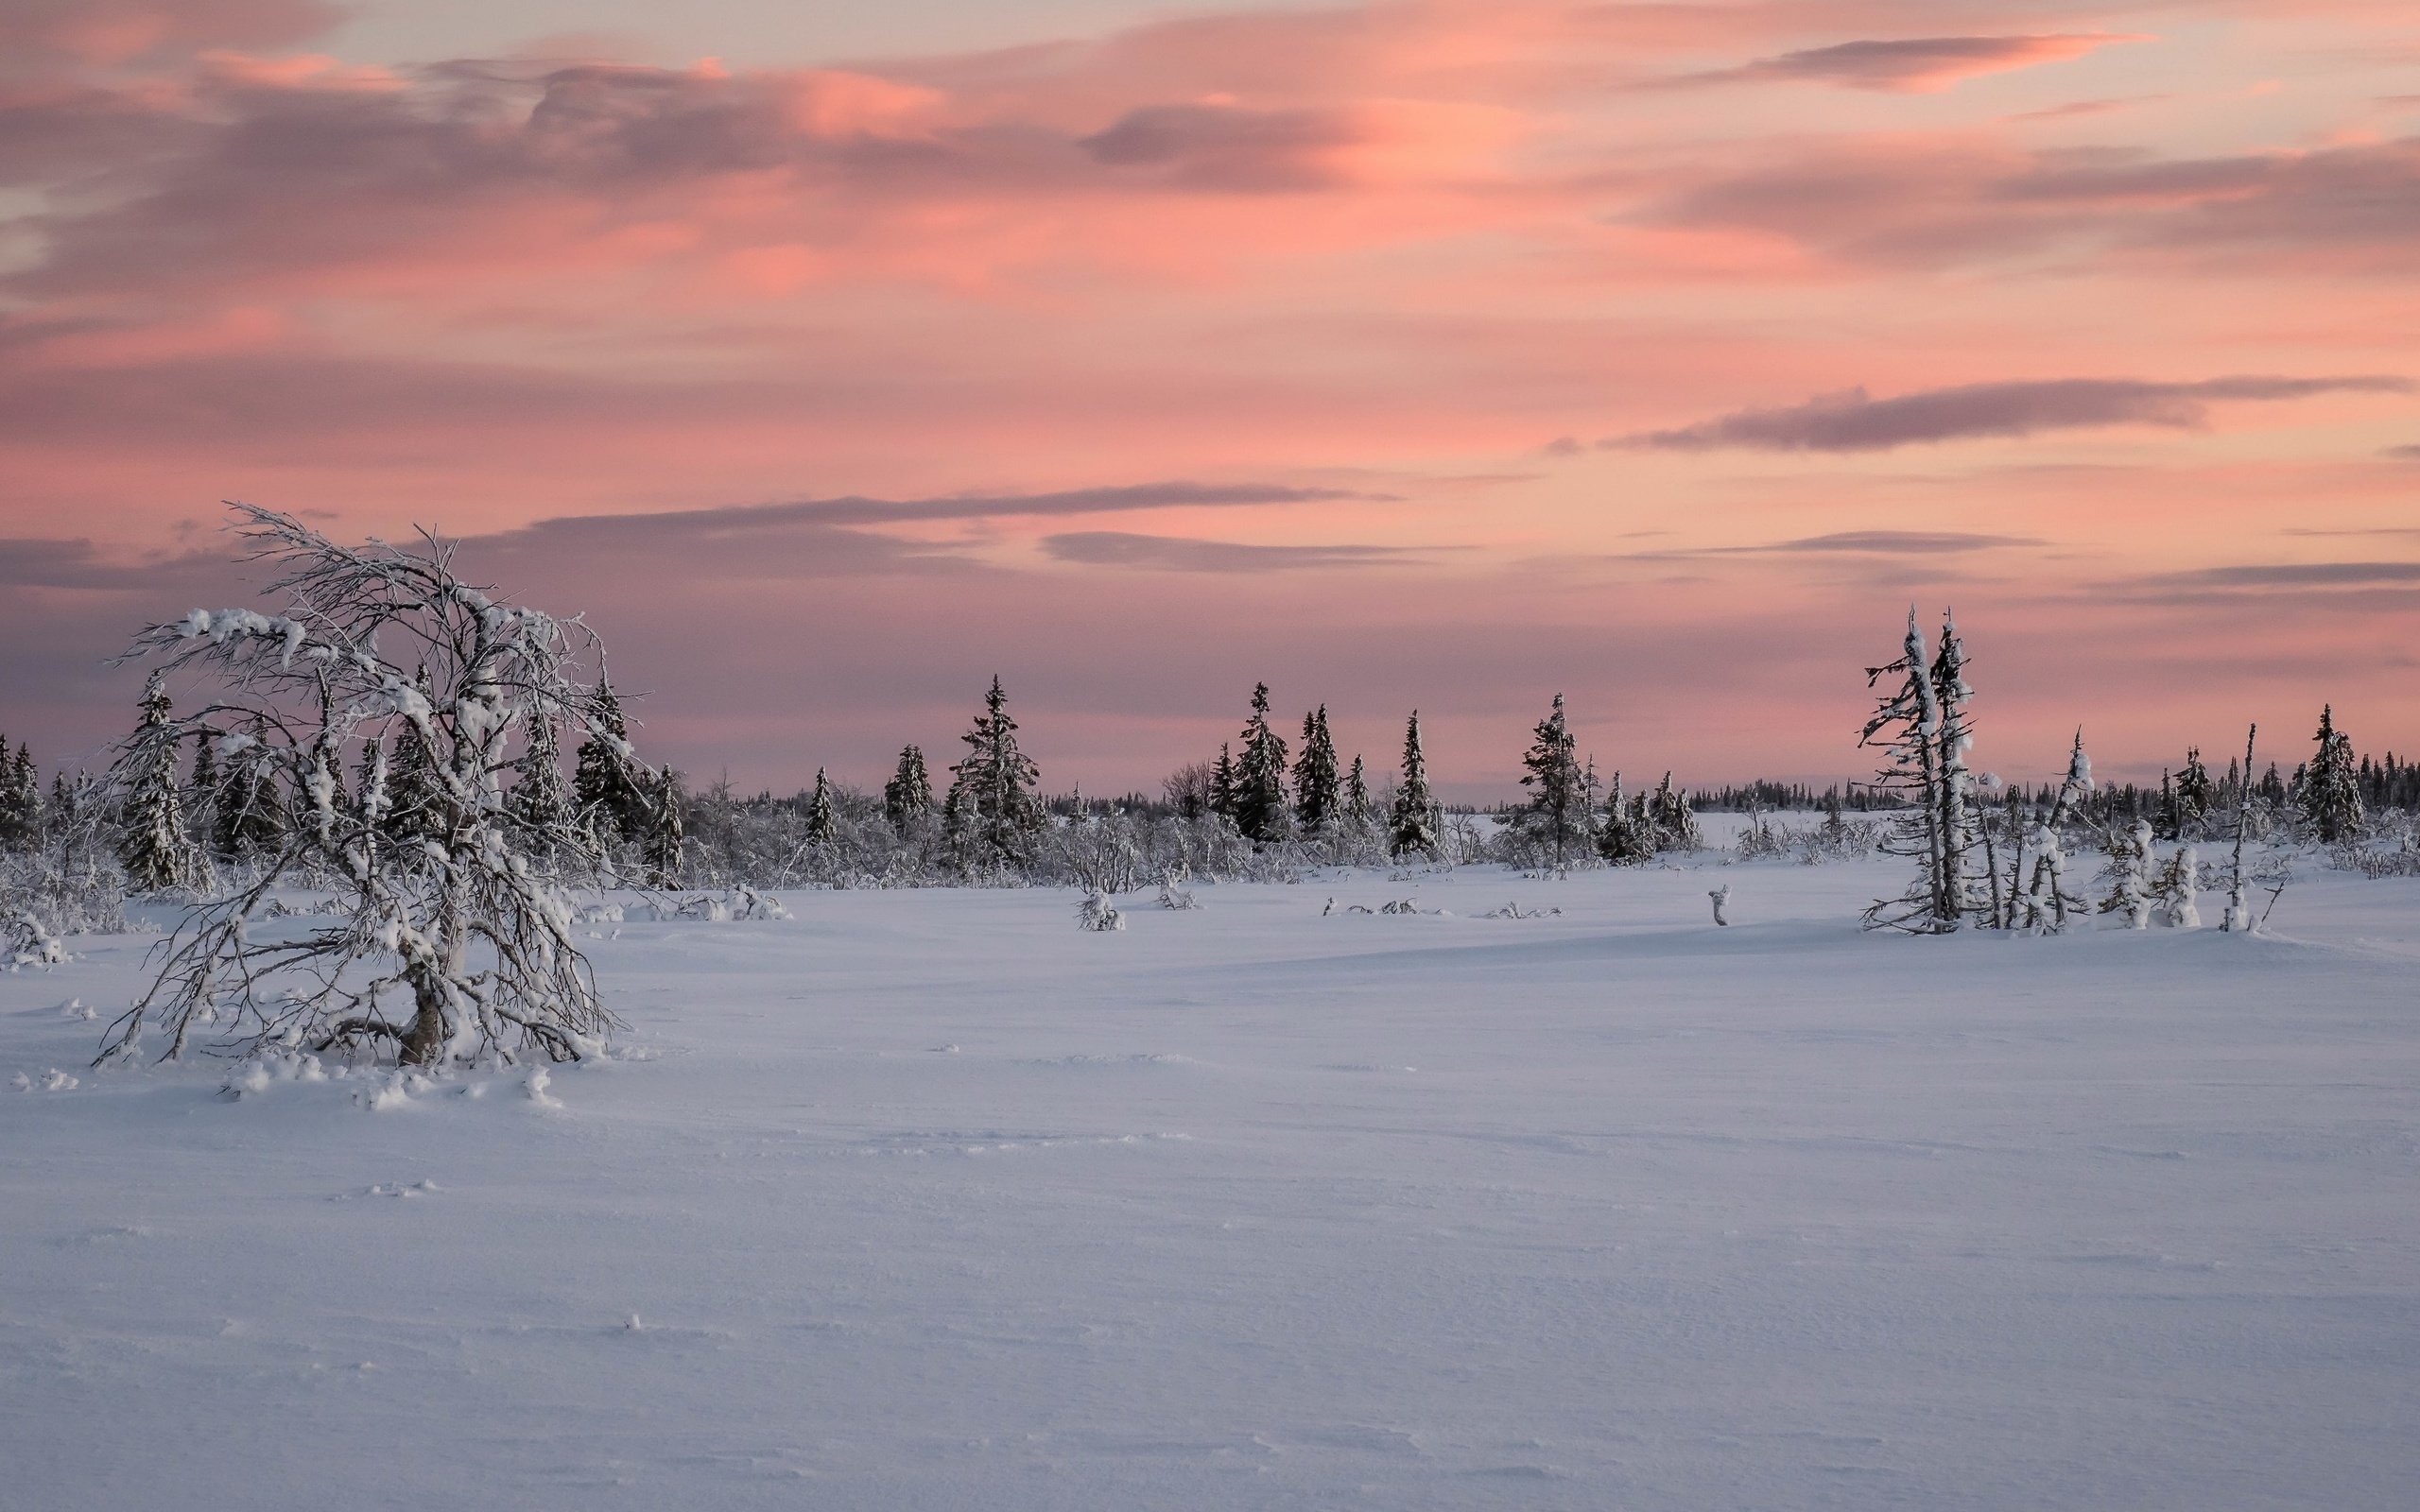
(505, 704, 570, 847)
(640, 765, 684, 887)
(2102, 817, 2154, 929)
(209, 739, 287, 861)
(0, 737, 39, 850)
(1207, 744, 1237, 821)
(573, 678, 648, 850)
(2015, 730, 2094, 932)
(381, 665, 445, 850)
(1596, 772, 1654, 865)
(1232, 683, 1291, 844)
(98, 504, 638, 1069)
(883, 745, 932, 835)
(2300, 705, 2363, 843)
(1648, 772, 1699, 852)
(2175, 747, 2214, 834)
(1342, 753, 1374, 833)
(943, 675, 1044, 869)
(1293, 705, 1341, 837)
(1388, 711, 1439, 859)
(805, 765, 838, 844)
(115, 672, 206, 893)
(1927, 610, 1983, 915)
(1514, 694, 1594, 867)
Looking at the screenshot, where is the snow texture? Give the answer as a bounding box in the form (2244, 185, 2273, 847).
(3, 845, 2416, 1509)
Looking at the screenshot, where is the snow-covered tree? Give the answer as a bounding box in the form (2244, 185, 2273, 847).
(114, 672, 206, 893)
(805, 765, 838, 844)
(639, 765, 683, 887)
(2016, 730, 2094, 932)
(1293, 705, 1340, 837)
(1647, 771, 1700, 852)
(505, 704, 570, 846)
(382, 665, 444, 850)
(98, 505, 635, 1068)
(1596, 772, 1654, 865)
(943, 675, 1044, 869)
(2103, 817, 2154, 929)
(2300, 704, 2363, 843)
(1342, 753, 1373, 831)
(1928, 610, 1983, 915)
(2222, 725, 2257, 932)
(1860, 609, 1959, 932)
(1514, 694, 1594, 867)
(1207, 744, 1237, 820)
(1232, 683, 1291, 844)
(2154, 845, 2200, 929)
(0, 739, 37, 850)
(572, 678, 648, 849)
(1388, 711, 1439, 859)
(2175, 747, 2214, 834)
(186, 730, 220, 849)
(883, 745, 931, 835)
(209, 737, 287, 861)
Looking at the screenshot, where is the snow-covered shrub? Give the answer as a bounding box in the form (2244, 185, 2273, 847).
(1077, 892, 1124, 932)
(1155, 872, 1200, 910)
(2100, 819, 2154, 929)
(2154, 846, 2201, 928)
(7, 909, 66, 969)
(1708, 885, 1732, 926)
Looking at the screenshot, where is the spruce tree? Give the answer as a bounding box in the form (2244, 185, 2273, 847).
(506, 710, 571, 846)
(805, 765, 838, 843)
(883, 745, 931, 835)
(384, 665, 444, 849)
(943, 675, 1044, 868)
(1388, 711, 1438, 859)
(1232, 683, 1291, 843)
(2301, 704, 2363, 842)
(187, 730, 220, 853)
(641, 765, 684, 886)
(212, 744, 287, 860)
(573, 677, 647, 847)
(1342, 754, 1373, 830)
(1859, 608, 1956, 931)
(1649, 771, 1700, 852)
(1208, 744, 1237, 819)
(1597, 771, 1654, 865)
(1928, 610, 1983, 913)
(0, 739, 37, 850)
(1515, 694, 1593, 866)
(1292, 705, 1341, 836)
(2176, 747, 2213, 833)
(116, 672, 205, 891)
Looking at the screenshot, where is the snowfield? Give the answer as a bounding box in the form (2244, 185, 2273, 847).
(6, 853, 2418, 1510)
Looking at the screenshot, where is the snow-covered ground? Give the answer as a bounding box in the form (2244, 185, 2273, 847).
(6, 854, 2418, 1510)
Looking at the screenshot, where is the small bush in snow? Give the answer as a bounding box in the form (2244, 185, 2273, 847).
(1077, 892, 1124, 932)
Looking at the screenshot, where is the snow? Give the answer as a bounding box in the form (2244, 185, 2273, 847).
(4, 850, 2417, 1509)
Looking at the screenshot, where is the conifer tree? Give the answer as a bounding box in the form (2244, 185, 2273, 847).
(573, 677, 647, 848)
(1515, 693, 1594, 866)
(186, 730, 220, 851)
(2016, 730, 2094, 931)
(1208, 744, 1237, 819)
(1293, 705, 1341, 836)
(0, 738, 37, 850)
(115, 672, 205, 892)
(383, 665, 445, 849)
(1232, 683, 1291, 843)
(1928, 610, 1983, 914)
(1388, 711, 1438, 859)
(883, 745, 931, 835)
(1597, 771, 1654, 865)
(2102, 817, 2154, 928)
(211, 742, 287, 860)
(2300, 704, 2363, 843)
(805, 765, 838, 843)
(943, 675, 1044, 868)
(1342, 754, 1373, 830)
(641, 765, 684, 886)
(506, 708, 571, 846)
(2175, 747, 2213, 833)
(1649, 771, 1700, 852)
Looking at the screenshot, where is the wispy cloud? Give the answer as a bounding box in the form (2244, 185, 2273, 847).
(1617, 376, 2411, 453)
(1655, 35, 2144, 94)
(1042, 531, 1426, 573)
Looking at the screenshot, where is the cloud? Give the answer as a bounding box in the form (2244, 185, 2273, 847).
(2387, 443, 2420, 460)
(0, 537, 217, 589)
(1661, 34, 2143, 94)
(1731, 530, 2043, 554)
(2135, 561, 2420, 588)
(1618, 376, 2411, 452)
(0, 0, 336, 67)
(1080, 102, 1362, 191)
(1042, 531, 1425, 573)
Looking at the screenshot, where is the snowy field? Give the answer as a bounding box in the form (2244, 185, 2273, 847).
(6, 850, 2418, 1510)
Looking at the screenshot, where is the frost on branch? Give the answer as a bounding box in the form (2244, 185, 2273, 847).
(97, 504, 648, 1071)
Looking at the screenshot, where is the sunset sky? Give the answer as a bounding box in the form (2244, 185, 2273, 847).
(3, 0, 2415, 798)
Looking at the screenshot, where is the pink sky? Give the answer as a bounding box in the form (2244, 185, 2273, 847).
(3, 0, 2416, 798)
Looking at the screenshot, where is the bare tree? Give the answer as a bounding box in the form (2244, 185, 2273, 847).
(97, 505, 639, 1070)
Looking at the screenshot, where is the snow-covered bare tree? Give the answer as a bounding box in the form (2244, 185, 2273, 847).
(1293, 705, 1340, 837)
(1514, 693, 1594, 867)
(883, 746, 931, 835)
(97, 504, 635, 1069)
(115, 672, 207, 893)
(2222, 725, 2256, 932)
(1928, 610, 1984, 915)
(1388, 711, 1439, 859)
(2301, 704, 2363, 843)
(1232, 683, 1291, 844)
(943, 675, 1044, 870)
